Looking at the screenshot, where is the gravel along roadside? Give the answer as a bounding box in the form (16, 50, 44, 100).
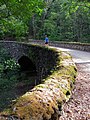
(59, 63, 90, 120)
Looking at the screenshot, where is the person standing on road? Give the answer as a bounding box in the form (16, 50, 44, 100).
(44, 35, 49, 46)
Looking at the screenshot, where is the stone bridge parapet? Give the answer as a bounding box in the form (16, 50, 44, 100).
(0, 41, 77, 120)
(29, 40, 90, 52)
(0, 41, 59, 79)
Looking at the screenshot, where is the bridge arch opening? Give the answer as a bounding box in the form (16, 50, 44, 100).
(18, 56, 37, 73)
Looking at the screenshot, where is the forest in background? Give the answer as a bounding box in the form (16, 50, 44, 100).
(0, 0, 90, 43)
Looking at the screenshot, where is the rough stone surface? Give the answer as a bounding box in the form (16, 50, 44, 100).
(59, 63, 90, 120)
(0, 41, 58, 79)
(28, 40, 90, 52)
(0, 41, 77, 120)
(27, 40, 90, 120)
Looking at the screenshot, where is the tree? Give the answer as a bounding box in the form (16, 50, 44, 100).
(0, 0, 45, 40)
(37, 0, 90, 42)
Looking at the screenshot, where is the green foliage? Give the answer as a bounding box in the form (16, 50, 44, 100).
(0, 17, 28, 40)
(0, 46, 20, 75)
(4, 59, 20, 71)
(0, 0, 44, 21)
(0, 58, 20, 75)
(37, 0, 90, 43)
(0, 0, 45, 40)
(0, 0, 90, 42)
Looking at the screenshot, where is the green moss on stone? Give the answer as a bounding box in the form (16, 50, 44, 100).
(0, 44, 77, 120)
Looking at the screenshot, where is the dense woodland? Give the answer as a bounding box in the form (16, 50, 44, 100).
(0, 0, 90, 43)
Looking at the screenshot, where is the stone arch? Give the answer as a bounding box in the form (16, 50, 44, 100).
(18, 55, 37, 73)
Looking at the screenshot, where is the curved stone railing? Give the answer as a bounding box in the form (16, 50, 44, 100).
(29, 40, 90, 52)
(0, 41, 77, 120)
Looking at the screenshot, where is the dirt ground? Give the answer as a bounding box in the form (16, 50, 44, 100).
(59, 63, 90, 120)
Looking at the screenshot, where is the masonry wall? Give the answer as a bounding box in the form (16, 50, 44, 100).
(29, 40, 90, 52)
(0, 41, 77, 120)
(0, 41, 58, 80)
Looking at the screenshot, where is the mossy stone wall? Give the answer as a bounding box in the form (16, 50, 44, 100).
(0, 41, 58, 79)
(0, 41, 77, 120)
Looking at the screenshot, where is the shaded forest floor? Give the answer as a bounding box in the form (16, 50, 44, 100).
(59, 63, 90, 120)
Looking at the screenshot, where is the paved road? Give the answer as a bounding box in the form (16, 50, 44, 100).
(50, 46, 90, 72)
